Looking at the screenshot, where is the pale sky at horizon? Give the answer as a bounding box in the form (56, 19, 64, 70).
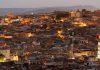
(0, 0, 100, 8)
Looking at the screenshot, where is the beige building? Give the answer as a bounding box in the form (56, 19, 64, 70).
(70, 11, 82, 18)
(0, 49, 10, 60)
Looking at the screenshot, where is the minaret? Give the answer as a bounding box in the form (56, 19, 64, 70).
(69, 32, 75, 59)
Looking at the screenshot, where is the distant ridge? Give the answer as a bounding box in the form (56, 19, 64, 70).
(0, 8, 34, 16)
(31, 5, 98, 14)
(0, 5, 98, 16)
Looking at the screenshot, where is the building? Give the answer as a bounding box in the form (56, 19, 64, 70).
(0, 49, 10, 61)
(97, 41, 100, 59)
(70, 10, 82, 18)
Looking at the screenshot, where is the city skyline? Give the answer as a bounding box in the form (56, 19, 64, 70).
(0, 0, 100, 8)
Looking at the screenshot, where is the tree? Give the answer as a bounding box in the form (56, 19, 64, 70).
(0, 25, 3, 30)
(53, 11, 70, 22)
(0, 54, 5, 62)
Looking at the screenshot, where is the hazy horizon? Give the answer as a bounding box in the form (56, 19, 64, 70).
(0, 5, 98, 9)
(0, 0, 100, 8)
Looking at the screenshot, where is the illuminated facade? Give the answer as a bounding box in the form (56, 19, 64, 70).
(11, 55, 19, 61)
(0, 49, 10, 60)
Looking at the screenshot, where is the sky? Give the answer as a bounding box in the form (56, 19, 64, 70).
(0, 0, 100, 8)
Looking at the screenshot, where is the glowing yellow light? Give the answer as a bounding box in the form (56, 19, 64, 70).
(57, 30, 63, 34)
(5, 18, 9, 21)
(73, 22, 79, 24)
(26, 33, 33, 37)
(79, 22, 87, 27)
(60, 18, 66, 22)
(0, 58, 6, 62)
(72, 22, 87, 27)
(0, 59, 6, 62)
(58, 34, 65, 39)
(12, 55, 19, 61)
(4, 36, 13, 38)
